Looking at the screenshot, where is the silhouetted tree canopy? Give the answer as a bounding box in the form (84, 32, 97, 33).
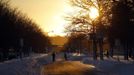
(107, 0, 134, 59)
(0, 0, 51, 53)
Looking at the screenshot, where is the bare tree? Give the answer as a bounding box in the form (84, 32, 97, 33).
(65, 0, 112, 60)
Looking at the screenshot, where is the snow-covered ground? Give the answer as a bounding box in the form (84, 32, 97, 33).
(69, 53, 134, 75)
(0, 53, 52, 75)
(0, 53, 134, 75)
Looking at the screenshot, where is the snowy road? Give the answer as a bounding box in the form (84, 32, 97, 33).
(0, 53, 134, 75)
(41, 61, 99, 75)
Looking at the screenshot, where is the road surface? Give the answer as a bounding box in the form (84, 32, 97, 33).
(41, 61, 104, 75)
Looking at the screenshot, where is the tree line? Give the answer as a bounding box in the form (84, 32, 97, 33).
(64, 0, 134, 60)
(0, 1, 51, 61)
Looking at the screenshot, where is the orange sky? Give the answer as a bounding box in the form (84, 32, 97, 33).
(10, 0, 72, 36)
(50, 36, 68, 45)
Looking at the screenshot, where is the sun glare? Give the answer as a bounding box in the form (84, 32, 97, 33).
(89, 7, 99, 20)
(47, 14, 67, 37)
(47, 1, 73, 36)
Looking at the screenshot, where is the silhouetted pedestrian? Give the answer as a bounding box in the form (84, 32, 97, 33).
(106, 50, 109, 58)
(64, 52, 67, 61)
(52, 52, 55, 62)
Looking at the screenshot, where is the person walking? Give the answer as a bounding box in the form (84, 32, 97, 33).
(64, 52, 67, 61)
(52, 52, 56, 62)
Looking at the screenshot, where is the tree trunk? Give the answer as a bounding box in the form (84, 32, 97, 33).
(124, 43, 128, 60)
(109, 47, 114, 58)
(93, 36, 97, 60)
(99, 39, 103, 60)
(128, 47, 132, 58)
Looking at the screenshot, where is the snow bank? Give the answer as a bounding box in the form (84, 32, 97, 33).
(0, 53, 52, 75)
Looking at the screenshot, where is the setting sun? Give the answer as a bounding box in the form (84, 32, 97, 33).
(89, 7, 99, 20)
(10, 0, 99, 36)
